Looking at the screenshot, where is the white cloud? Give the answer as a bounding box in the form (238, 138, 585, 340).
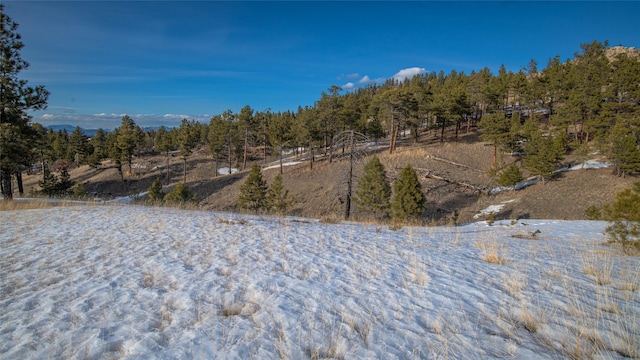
(347, 73, 360, 79)
(342, 82, 355, 89)
(392, 67, 426, 82)
(359, 75, 372, 83)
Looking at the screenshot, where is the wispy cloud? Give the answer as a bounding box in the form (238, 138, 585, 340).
(342, 82, 355, 89)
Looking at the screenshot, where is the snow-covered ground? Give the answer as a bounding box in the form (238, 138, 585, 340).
(1, 205, 639, 359)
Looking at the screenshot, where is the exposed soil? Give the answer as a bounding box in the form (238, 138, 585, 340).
(15, 130, 637, 224)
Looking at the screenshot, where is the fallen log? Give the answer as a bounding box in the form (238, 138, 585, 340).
(414, 167, 490, 194)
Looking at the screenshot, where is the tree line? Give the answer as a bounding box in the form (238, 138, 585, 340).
(2, 1, 640, 200)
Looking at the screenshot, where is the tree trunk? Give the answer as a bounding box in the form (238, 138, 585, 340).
(279, 145, 283, 175)
(440, 117, 446, 142)
(242, 128, 248, 171)
(309, 140, 314, 171)
(16, 171, 23, 196)
(493, 144, 498, 169)
(165, 152, 170, 184)
(183, 158, 187, 183)
(1, 170, 12, 200)
(344, 131, 355, 220)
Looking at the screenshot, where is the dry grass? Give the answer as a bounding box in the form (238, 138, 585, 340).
(478, 238, 508, 265)
(0, 199, 59, 211)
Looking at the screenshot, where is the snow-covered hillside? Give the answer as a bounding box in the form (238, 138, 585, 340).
(1, 205, 638, 359)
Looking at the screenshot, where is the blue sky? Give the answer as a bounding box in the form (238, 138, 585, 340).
(5, 1, 640, 130)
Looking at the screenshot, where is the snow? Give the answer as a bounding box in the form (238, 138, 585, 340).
(490, 160, 613, 195)
(474, 200, 515, 219)
(217, 167, 238, 175)
(263, 161, 302, 171)
(2, 205, 639, 359)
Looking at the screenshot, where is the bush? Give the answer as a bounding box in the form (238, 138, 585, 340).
(354, 156, 391, 219)
(39, 169, 74, 197)
(268, 174, 293, 215)
(237, 163, 268, 213)
(164, 182, 196, 203)
(584, 205, 602, 220)
(603, 182, 640, 249)
(391, 164, 426, 222)
(497, 163, 524, 188)
(147, 178, 164, 201)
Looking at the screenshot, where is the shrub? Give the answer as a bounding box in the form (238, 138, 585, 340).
(391, 164, 426, 222)
(603, 182, 640, 249)
(497, 163, 524, 188)
(267, 174, 293, 215)
(237, 163, 268, 213)
(584, 205, 602, 220)
(164, 182, 196, 203)
(39, 169, 74, 196)
(147, 178, 164, 202)
(354, 156, 391, 219)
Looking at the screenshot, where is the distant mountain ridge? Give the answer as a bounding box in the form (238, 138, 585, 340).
(46, 124, 99, 137)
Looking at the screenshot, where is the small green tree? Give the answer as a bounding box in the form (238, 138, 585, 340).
(354, 156, 391, 219)
(38, 168, 74, 196)
(391, 164, 426, 222)
(497, 163, 524, 188)
(267, 173, 293, 215)
(238, 162, 268, 213)
(522, 131, 564, 184)
(164, 182, 196, 203)
(71, 182, 87, 199)
(147, 178, 164, 202)
(603, 182, 640, 248)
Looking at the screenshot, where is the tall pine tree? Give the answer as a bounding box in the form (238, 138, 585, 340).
(1, 5, 49, 199)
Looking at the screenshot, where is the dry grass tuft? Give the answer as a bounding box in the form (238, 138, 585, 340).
(478, 239, 508, 265)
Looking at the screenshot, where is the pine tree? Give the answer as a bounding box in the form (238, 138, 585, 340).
(147, 178, 164, 201)
(391, 164, 426, 222)
(267, 173, 293, 215)
(497, 163, 524, 188)
(478, 113, 512, 168)
(1, 5, 49, 199)
(237, 162, 268, 213)
(354, 156, 391, 219)
(609, 121, 640, 177)
(603, 182, 640, 247)
(522, 130, 564, 184)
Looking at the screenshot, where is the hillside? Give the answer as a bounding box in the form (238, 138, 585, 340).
(16, 130, 637, 224)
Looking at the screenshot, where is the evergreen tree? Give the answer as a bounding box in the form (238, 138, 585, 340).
(115, 115, 143, 176)
(496, 163, 524, 188)
(609, 121, 640, 177)
(164, 182, 195, 203)
(208, 114, 226, 176)
(267, 173, 293, 215)
(88, 128, 108, 167)
(354, 156, 391, 219)
(603, 182, 640, 247)
(177, 118, 198, 183)
(237, 162, 268, 213)
(478, 113, 512, 168)
(391, 164, 426, 222)
(147, 177, 164, 201)
(153, 126, 174, 183)
(68, 126, 89, 166)
(1, 5, 49, 199)
(522, 130, 564, 184)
